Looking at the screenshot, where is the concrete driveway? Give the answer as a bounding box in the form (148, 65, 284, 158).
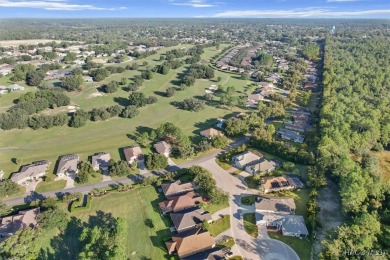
(199, 159, 299, 260)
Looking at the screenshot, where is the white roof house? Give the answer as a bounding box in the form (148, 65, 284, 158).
(91, 152, 111, 171)
(10, 161, 49, 185)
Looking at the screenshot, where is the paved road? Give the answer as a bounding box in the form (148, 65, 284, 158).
(199, 159, 299, 260)
(3, 137, 250, 206)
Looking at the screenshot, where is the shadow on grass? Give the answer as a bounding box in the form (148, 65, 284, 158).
(153, 91, 167, 97)
(37, 217, 83, 260)
(113, 97, 130, 107)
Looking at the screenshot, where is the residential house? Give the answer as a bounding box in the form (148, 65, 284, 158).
(261, 175, 298, 194)
(255, 196, 296, 214)
(159, 191, 203, 215)
(246, 94, 263, 108)
(154, 141, 172, 157)
(249, 159, 277, 174)
(82, 76, 94, 83)
(0, 208, 40, 242)
(161, 180, 195, 198)
(232, 151, 264, 172)
(56, 154, 79, 177)
(284, 121, 310, 132)
(276, 129, 305, 143)
(165, 228, 215, 259)
(10, 161, 49, 185)
(0, 88, 8, 95)
(91, 152, 111, 171)
(170, 208, 212, 233)
(8, 84, 24, 91)
(183, 247, 225, 260)
(123, 146, 144, 165)
(258, 82, 273, 88)
(0, 64, 13, 76)
(200, 128, 224, 139)
(267, 215, 309, 238)
(44, 70, 71, 80)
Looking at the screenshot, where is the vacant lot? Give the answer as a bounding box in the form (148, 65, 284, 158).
(0, 44, 249, 179)
(39, 186, 174, 259)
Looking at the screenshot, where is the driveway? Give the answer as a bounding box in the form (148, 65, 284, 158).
(199, 159, 299, 260)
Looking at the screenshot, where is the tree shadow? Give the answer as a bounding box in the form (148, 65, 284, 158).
(193, 118, 218, 135)
(113, 97, 130, 107)
(153, 91, 167, 97)
(170, 70, 187, 86)
(37, 217, 84, 260)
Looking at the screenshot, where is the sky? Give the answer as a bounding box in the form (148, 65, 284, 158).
(0, 0, 389, 18)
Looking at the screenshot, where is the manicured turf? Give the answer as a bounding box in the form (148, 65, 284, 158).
(269, 232, 312, 260)
(0, 45, 250, 179)
(203, 200, 229, 215)
(41, 185, 174, 259)
(207, 215, 230, 236)
(243, 213, 258, 238)
(35, 179, 66, 193)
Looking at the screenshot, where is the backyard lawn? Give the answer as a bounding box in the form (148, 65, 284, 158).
(38, 185, 174, 260)
(243, 213, 258, 238)
(207, 215, 230, 236)
(269, 232, 312, 260)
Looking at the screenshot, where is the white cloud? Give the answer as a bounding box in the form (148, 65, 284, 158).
(169, 0, 215, 8)
(0, 0, 126, 11)
(212, 8, 390, 18)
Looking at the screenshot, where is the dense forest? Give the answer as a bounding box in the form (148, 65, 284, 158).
(319, 36, 390, 258)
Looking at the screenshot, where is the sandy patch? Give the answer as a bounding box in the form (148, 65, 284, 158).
(88, 89, 106, 98)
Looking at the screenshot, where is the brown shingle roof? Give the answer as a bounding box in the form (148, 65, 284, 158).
(166, 228, 215, 258)
(154, 141, 171, 155)
(161, 180, 195, 198)
(255, 196, 296, 213)
(159, 191, 203, 213)
(200, 128, 224, 138)
(123, 146, 144, 162)
(170, 208, 212, 232)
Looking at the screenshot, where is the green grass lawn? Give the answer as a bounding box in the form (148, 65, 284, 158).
(243, 213, 258, 238)
(244, 176, 260, 190)
(35, 179, 66, 193)
(0, 45, 250, 179)
(269, 232, 312, 260)
(217, 236, 235, 248)
(207, 215, 230, 236)
(40, 185, 174, 260)
(203, 200, 229, 215)
(241, 195, 257, 206)
(74, 173, 103, 187)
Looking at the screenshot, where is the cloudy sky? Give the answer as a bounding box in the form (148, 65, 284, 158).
(0, 0, 388, 18)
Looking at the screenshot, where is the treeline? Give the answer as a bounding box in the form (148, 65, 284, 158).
(319, 37, 390, 257)
(0, 90, 70, 130)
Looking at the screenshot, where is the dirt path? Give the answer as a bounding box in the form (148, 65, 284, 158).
(313, 178, 344, 258)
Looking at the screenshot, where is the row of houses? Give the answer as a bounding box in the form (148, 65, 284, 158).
(8, 140, 175, 185)
(157, 180, 222, 259)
